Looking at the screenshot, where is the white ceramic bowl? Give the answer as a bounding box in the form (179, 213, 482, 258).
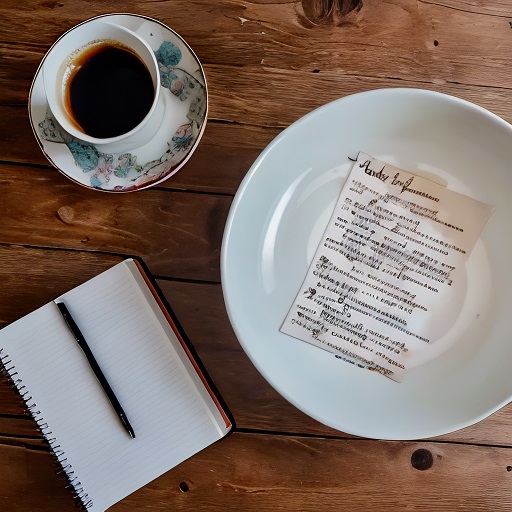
(221, 88, 512, 440)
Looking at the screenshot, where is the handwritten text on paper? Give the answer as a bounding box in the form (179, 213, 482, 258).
(280, 153, 494, 381)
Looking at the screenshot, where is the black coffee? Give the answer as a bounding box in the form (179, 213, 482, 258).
(65, 42, 154, 139)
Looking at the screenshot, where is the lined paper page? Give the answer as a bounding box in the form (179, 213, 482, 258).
(0, 261, 225, 511)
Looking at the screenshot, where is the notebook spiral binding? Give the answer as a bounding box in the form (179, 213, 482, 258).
(0, 348, 93, 510)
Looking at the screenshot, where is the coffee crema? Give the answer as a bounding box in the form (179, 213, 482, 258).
(64, 41, 155, 139)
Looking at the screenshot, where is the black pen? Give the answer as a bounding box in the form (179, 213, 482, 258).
(55, 301, 136, 439)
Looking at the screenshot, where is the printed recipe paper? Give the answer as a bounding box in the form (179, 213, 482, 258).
(281, 153, 494, 381)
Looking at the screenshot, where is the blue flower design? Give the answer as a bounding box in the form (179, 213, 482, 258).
(155, 41, 182, 67)
(67, 140, 100, 171)
(90, 175, 103, 188)
(173, 133, 193, 151)
(114, 153, 139, 178)
(172, 123, 193, 151)
(38, 114, 68, 143)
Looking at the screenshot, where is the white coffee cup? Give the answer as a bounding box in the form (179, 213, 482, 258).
(42, 19, 164, 153)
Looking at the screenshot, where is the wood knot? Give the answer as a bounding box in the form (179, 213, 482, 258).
(411, 448, 434, 471)
(302, 0, 363, 24)
(56, 206, 75, 223)
(179, 481, 190, 492)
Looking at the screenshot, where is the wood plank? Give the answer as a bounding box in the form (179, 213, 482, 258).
(223, 0, 512, 89)
(1, 432, 512, 511)
(1, 1, 512, 105)
(0, 106, 276, 195)
(0, 441, 75, 511)
(192, 0, 512, 92)
(0, 378, 31, 417)
(0, 415, 40, 438)
(422, 0, 512, 16)
(0, 166, 231, 281)
(112, 433, 512, 511)
(205, 65, 512, 127)
(0, 246, 124, 328)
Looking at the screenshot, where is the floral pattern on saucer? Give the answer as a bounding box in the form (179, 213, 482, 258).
(37, 40, 206, 191)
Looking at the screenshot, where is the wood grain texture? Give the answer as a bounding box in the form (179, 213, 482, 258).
(0, 416, 40, 438)
(205, 65, 512, 127)
(0, 246, 124, 327)
(420, 1, 512, 16)
(0, 166, 231, 281)
(1, 432, 512, 512)
(0, 441, 75, 512)
(1, 2, 512, 105)
(112, 433, 512, 512)
(302, 0, 363, 23)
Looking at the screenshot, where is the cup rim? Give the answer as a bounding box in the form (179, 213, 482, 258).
(42, 19, 161, 145)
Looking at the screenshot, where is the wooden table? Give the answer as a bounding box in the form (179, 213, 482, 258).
(1, 1, 512, 510)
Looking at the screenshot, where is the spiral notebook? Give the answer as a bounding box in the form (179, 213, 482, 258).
(0, 258, 232, 511)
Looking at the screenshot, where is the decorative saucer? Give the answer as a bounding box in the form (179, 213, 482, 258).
(29, 14, 208, 192)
